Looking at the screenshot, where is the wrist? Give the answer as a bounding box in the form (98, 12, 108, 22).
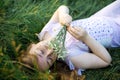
(82, 34, 91, 43)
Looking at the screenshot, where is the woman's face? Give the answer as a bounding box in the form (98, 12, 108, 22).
(29, 41, 57, 71)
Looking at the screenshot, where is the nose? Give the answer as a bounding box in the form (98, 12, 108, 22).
(45, 49, 54, 57)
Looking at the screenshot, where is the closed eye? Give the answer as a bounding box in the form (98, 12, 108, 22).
(40, 50, 44, 54)
(35, 49, 44, 57)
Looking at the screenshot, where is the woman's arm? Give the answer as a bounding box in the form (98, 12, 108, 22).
(41, 5, 72, 40)
(67, 26, 112, 69)
(48, 5, 72, 25)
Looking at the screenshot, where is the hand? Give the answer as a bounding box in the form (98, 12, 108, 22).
(59, 13, 72, 26)
(67, 26, 88, 41)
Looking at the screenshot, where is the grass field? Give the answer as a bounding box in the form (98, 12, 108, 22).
(0, 0, 120, 80)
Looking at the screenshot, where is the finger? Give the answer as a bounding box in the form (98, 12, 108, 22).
(65, 23, 70, 27)
(70, 27, 80, 35)
(73, 26, 83, 32)
(61, 23, 69, 27)
(66, 25, 70, 30)
(68, 27, 80, 39)
(68, 29, 78, 39)
(67, 26, 75, 34)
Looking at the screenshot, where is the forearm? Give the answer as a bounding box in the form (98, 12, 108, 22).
(58, 5, 72, 25)
(48, 5, 72, 26)
(83, 35, 112, 63)
(49, 5, 70, 23)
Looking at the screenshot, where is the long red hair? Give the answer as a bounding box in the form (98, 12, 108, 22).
(19, 44, 39, 70)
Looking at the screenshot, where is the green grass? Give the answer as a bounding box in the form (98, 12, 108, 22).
(0, 0, 120, 80)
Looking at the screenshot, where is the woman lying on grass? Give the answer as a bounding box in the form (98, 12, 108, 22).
(20, 0, 120, 75)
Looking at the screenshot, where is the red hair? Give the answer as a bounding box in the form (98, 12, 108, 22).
(19, 44, 39, 70)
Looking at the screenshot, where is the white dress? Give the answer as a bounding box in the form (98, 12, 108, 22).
(38, 0, 120, 75)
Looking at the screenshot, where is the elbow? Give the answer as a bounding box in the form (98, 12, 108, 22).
(107, 54, 112, 64)
(58, 5, 69, 13)
(103, 52, 112, 66)
(108, 57, 112, 65)
(105, 56, 112, 67)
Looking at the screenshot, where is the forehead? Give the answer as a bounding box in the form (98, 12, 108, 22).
(29, 42, 45, 54)
(29, 44, 36, 55)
